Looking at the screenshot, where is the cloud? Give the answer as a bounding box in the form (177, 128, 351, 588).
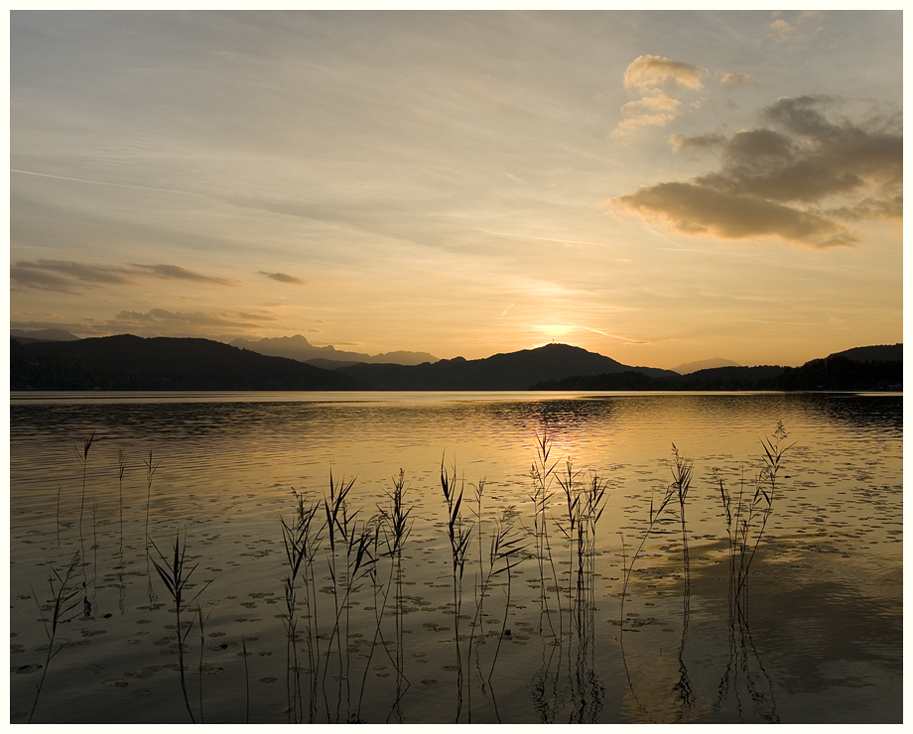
(10, 259, 238, 291)
(766, 10, 820, 43)
(10, 265, 79, 292)
(12, 309, 277, 340)
(668, 132, 726, 153)
(259, 271, 306, 285)
(614, 181, 855, 248)
(610, 95, 901, 248)
(721, 72, 757, 88)
(115, 308, 274, 325)
(109, 308, 276, 335)
(623, 55, 707, 92)
(11, 260, 137, 290)
(613, 55, 708, 139)
(135, 264, 238, 285)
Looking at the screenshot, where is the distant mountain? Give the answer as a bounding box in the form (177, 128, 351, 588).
(10, 334, 902, 392)
(337, 343, 679, 391)
(10, 328, 80, 343)
(673, 357, 740, 375)
(776, 346, 902, 391)
(533, 344, 902, 392)
(11, 335, 365, 391)
(830, 343, 902, 362)
(230, 334, 439, 366)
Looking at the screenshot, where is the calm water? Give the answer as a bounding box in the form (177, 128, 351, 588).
(10, 391, 902, 723)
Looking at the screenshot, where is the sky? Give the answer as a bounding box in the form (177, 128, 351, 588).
(9, 9, 904, 369)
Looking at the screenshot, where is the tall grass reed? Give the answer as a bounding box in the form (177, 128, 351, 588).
(27, 555, 82, 723)
(149, 533, 211, 723)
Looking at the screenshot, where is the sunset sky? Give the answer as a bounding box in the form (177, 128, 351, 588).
(10, 10, 903, 369)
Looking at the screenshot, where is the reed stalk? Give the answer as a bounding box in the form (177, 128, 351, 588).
(241, 635, 250, 723)
(280, 488, 322, 722)
(441, 460, 472, 722)
(149, 533, 210, 724)
(484, 508, 524, 681)
(73, 433, 96, 541)
(27, 555, 81, 723)
(143, 451, 159, 604)
(528, 428, 562, 637)
(619, 471, 676, 629)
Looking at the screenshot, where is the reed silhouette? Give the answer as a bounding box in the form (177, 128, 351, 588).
(27, 555, 81, 723)
(149, 533, 211, 723)
(714, 422, 792, 722)
(280, 490, 321, 722)
(440, 459, 472, 722)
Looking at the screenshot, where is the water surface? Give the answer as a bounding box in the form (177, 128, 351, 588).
(10, 391, 902, 723)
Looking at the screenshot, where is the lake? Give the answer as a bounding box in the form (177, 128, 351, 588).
(10, 391, 903, 723)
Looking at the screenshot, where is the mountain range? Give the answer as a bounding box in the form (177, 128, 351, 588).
(9, 332, 902, 392)
(673, 357, 741, 375)
(229, 334, 439, 366)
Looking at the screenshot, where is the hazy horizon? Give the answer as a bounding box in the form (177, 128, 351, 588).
(10, 11, 902, 371)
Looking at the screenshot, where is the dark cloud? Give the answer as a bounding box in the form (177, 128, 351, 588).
(10, 265, 77, 291)
(113, 308, 273, 328)
(135, 264, 238, 285)
(11, 260, 136, 290)
(668, 133, 727, 153)
(259, 271, 306, 285)
(12, 310, 276, 340)
(612, 95, 901, 248)
(10, 259, 238, 291)
(615, 181, 855, 247)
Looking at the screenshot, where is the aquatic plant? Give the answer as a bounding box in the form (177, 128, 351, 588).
(440, 459, 473, 722)
(618, 453, 678, 629)
(143, 451, 160, 604)
(149, 532, 210, 723)
(27, 555, 82, 723)
(358, 469, 412, 723)
(73, 432, 97, 540)
(556, 464, 608, 635)
(528, 428, 563, 637)
(719, 421, 793, 606)
(713, 423, 793, 722)
(280, 491, 321, 722)
(481, 507, 524, 681)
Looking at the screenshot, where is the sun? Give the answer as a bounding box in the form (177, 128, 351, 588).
(534, 323, 578, 342)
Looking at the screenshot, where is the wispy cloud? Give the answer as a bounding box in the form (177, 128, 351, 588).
(720, 72, 757, 88)
(11, 260, 138, 291)
(610, 95, 901, 248)
(259, 271, 306, 285)
(612, 55, 708, 139)
(766, 10, 821, 43)
(135, 264, 239, 285)
(12, 308, 277, 340)
(10, 168, 201, 197)
(11, 259, 239, 291)
(9, 266, 77, 292)
(622, 54, 707, 92)
(109, 308, 276, 335)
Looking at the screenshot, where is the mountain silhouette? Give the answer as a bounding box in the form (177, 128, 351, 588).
(230, 334, 439, 366)
(673, 357, 741, 375)
(9, 334, 901, 392)
(335, 343, 678, 390)
(10, 328, 80, 343)
(533, 345, 902, 392)
(11, 335, 364, 391)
